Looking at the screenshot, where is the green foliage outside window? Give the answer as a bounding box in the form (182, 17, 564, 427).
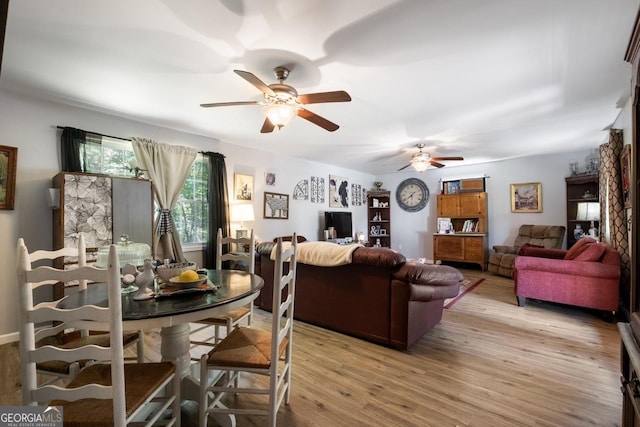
(84, 137, 208, 244)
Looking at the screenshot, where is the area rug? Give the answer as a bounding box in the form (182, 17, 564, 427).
(444, 276, 485, 309)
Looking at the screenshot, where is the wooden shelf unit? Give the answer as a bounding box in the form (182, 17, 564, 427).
(433, 185, 488, 271)
(367, 190, 391, 247)
(565, 174, 599, 249)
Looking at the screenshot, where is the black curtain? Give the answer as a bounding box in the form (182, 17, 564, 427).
(60, 127, 86, 172)
(203, 152, 230, 268)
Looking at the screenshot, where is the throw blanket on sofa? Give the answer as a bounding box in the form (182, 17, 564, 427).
(270, 241, 363, 267)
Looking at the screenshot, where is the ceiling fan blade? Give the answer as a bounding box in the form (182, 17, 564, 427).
(200, 101, 260, 108)
(431, 156, 464, 161)
(297, 91, 352, 105)
(260, 118, 276, 133)
(297, 108, 339, 132)
(234, 70, 276, 96)
(397, 163, 412, 171)
(430, 160, 446, 168)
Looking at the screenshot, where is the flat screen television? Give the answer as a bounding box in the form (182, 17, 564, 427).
(324, 211, 353, 239)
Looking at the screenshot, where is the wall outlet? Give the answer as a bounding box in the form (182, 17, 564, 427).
(398, 243, 402, 250)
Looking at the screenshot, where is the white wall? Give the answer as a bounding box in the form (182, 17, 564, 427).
(0, 88, 615, 342)
(0, 90, 373, 342)
(377, 149, 598, 260)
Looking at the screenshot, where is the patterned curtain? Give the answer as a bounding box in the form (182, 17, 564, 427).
(599, 129, 631, 288)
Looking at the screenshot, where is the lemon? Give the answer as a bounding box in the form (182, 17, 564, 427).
(179, 270, 199, 282)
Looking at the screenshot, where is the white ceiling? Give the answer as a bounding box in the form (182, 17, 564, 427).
(2, 0, 638, 174)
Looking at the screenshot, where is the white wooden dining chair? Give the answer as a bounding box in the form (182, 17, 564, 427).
(17, 241, 181, 426)
(198, 234, 298, 427)
(189, 228, 255, 353)
(19, 236, 144, 387)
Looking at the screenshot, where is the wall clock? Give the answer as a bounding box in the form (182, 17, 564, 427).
(396, 178, 429, 212)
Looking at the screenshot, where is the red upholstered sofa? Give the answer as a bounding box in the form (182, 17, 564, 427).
(254, 237, 463, 350)
(513, 238, 621, 314)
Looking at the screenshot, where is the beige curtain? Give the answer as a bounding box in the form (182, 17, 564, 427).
(599, 129, 631, 286)
(131, 138, 198, 262)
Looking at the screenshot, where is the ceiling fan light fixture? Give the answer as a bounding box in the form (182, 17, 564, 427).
(412, 160, 429, 172)
(263, 102, 297, 128)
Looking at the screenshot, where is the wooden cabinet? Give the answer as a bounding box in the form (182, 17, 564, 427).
(565, 174, 599, 249)
(436, 192, 488, 233)
(367, 190, 391, 247)
(433, 235, 486, 270)
(433, 191, 488, 270)
(52, 172, 154, 298)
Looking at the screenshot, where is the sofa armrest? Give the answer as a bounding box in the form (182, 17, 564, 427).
(514, 256, 620, 279)
(257, 242, 276, 256)
(518, 246, 566, 259)
(392, 262, 462, 301)
(493, 245, 516, 254)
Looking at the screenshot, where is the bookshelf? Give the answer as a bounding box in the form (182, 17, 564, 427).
(434, 178, 488, 270)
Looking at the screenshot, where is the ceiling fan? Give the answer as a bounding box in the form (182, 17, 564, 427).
(200, 67, 351, 133)
(397, 143, 464, 172)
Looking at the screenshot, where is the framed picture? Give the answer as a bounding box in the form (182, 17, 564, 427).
(264, 192, 289, 219)
(437, 217, 452, 233)
(329, 174, 349, 208)
(265, 172, 276, 186)
(621, 144, 631, 209)
(0, 145, 18, 210)
(511, 182, 542, 213)
(234, 173, 254, 201)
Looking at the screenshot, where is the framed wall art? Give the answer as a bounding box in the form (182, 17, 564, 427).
(265, 172, 276, 186)
(511, 182, 542, 213)
(0, 145, 18, 210)
(329, 174, 349, 208)
(311, 176, 325, 203)
(621, 144, 631, 208)
(264, 192, 289, 219)
(234, 173, 254, 201)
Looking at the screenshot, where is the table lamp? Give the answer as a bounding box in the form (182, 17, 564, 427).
(576, 202, 600, 239)
(230, 203, 255, 251)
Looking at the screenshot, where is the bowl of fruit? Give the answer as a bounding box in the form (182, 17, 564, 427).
(168, 269, 208, 288)
(156, 261, 197, 282)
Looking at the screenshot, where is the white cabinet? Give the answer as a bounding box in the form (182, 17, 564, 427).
(53, 172, 153, 254)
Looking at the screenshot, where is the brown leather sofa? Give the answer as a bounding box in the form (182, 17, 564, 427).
(254, 238, 463, 350)
(488, 224, 565, 278)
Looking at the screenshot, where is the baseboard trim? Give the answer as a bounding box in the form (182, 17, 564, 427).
(0, 331, 19, 345)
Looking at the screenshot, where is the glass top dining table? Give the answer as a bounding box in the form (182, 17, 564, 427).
(59, 269, 264, 386)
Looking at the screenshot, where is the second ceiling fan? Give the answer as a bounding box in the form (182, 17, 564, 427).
(398, 143, 464, 172)
(200, 67, 351, 133)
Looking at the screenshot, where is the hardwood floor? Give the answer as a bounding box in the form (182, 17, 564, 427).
(1, 270, 622, 426)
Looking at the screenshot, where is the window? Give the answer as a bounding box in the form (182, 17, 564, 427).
(172, 154, 208, 245)
(81, 135, 208, 245)
(84, 136, 137, 178)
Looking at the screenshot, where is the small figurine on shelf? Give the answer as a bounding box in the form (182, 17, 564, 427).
(373, 182, 383, 191)
(574, 224, 584, 240)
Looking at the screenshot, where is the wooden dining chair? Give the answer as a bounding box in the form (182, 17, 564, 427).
(19, 236, 144, 387)
(198, 234, 298, 427)
(189, 228, 255, 353)
(18, 241, 181, 426)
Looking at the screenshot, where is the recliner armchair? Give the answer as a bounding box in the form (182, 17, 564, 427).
(488, 224, 565, 278)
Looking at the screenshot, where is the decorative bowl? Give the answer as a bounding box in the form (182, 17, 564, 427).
(156, 262, 197, 282)
(168, 274, 208, 289)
